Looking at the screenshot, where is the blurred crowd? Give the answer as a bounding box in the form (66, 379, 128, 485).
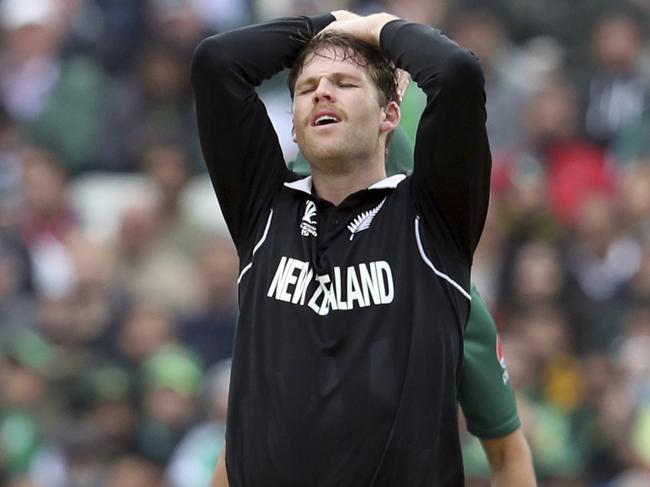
(0, 0, 649, 485)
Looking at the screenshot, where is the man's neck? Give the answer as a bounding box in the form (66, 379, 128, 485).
(310, 161, 387, 206)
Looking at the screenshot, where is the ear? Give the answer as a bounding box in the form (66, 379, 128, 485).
(291, 123, 297, 143)
(379, 101, 400, 135)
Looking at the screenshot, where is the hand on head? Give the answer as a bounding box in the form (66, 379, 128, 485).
(321, 12, 399, 47)
(323, 12, 408, 102)
(330, 10, 361, 22)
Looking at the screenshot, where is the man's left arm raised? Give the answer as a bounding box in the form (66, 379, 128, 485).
(380, 19, 491, 260)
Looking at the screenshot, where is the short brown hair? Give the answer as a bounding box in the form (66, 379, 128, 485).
(288, 31, 399, 107)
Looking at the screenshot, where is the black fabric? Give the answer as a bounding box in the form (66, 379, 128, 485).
(191, 15, 491, 487)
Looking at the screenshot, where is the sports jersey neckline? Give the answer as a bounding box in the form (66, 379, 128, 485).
(283, 174, 407, 195)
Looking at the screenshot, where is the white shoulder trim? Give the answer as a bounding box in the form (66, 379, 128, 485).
(414, 216, 471, 301)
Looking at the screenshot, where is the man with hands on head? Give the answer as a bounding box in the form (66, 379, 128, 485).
(193, 8, 496, 487)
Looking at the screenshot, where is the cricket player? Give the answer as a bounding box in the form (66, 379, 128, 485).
(192, 10, 491, 486)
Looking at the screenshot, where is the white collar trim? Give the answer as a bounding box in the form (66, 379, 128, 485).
(368, 174, 407, 189)
(283, 176, 313, 195)
(283, 174, 406, 195)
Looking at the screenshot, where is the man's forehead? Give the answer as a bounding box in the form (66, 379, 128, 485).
(298, 47, 367, 78)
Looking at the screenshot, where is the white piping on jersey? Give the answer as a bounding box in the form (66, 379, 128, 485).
(237, 209, 274, 284)
(414, 216, 471, 301)
(283, 174, 406, 195)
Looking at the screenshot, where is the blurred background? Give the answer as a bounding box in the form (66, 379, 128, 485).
(0, 0, 649, 485)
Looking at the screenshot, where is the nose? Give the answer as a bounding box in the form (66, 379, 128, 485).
(313, 78, 335, 104)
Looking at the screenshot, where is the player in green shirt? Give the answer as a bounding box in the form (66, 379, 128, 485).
(291, 126, 536, 486)
(462, 287, 534, 485)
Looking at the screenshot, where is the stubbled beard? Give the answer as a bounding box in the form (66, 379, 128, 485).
(298, 127, 374, 161)
(302, 139, 344, 161)
(299, 138, 358, 174)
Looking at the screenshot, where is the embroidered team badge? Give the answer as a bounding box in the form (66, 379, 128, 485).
(496, 335, 510, 384)
(300, 200, 318, 237)
(348, 197, 386, 241)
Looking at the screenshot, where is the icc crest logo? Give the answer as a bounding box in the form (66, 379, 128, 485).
(300, 200, 317, 237)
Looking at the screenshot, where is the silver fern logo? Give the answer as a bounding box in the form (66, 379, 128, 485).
(348, 197, 386, 241)
(300, 200, 317, 237)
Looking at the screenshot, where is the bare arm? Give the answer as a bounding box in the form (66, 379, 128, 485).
(480, 428, 537, 487)
(209, 445, 229, 487)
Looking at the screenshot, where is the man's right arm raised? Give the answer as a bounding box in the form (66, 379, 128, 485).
(191, 15, 334, 247)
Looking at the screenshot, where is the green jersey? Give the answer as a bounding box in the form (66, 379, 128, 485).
(292, 127, 520, 439)
(462, 287, 520, 438)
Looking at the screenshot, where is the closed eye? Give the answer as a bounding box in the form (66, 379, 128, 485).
(297, 87, 315, 95)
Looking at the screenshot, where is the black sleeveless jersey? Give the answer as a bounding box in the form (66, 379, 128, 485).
(192, 14, 491, 487)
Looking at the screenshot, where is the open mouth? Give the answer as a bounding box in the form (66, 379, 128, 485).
(311, 111, 341, 127)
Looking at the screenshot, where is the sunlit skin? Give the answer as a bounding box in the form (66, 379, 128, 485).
(291, 47, 400, 205)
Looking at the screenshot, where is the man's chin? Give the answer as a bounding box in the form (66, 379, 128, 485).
(300, 145, 346, 166)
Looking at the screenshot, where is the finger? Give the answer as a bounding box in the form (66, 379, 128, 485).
(396, 69, 411, 102)
(319, 20, 353, 36)
(330, 10, 361, 22)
